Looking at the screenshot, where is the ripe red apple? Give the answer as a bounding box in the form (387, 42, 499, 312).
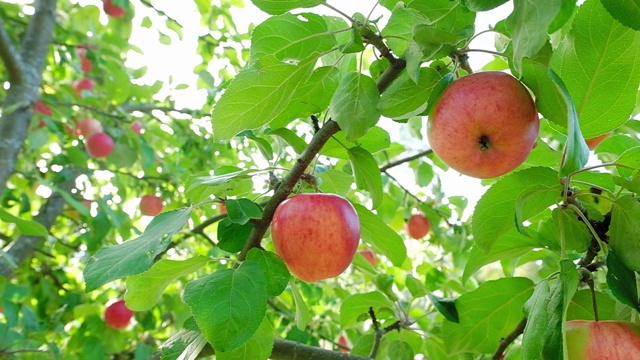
(359, 249, 377, 266)
(130, 120, 143, 134)
(76, 118, 103, 138)
(337, 335, 350, 353)
(33, 100, 52, 116)
(405, 213, 430, 239)
(72, 77, 95, 97)
(427, 71, 539, 179)
(219, 203, 227, 214)
(102, 0, 126, 18)
(140, 195, 163, 216)
(566, 320, 640, 359)
(271, 193, 360, 282)
(585, 132, 612, 150)
(104, 300, 133, 330)
(86, 132, 114, 158)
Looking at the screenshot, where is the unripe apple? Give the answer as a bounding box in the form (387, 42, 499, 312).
(86, 132, 114, 158)
(566, 320, 640, 359)
(359, 249, 377, 266)
(72, 77, 95, 97)
(140, 195, 163, 216)
(33, 100, 52, 116)
(271, 193, 360, 282)
(585, 132, 612, 150)
(405, 213, 430, 239)
(104, 300, 133, 330)
(130, 120, 143, 134)
(427, 71, 539, 179)
(102, 0, 126, 18)
(76, 118, 103, 138)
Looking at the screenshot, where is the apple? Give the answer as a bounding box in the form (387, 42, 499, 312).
(427, 71, 539, 179)
(140, 195, 163, 216)
(33, 100, 52, 116)
(219, 203, 227, 214)
(271, 193, 360, 282)
(76, 118, 103, 138)
(76, 47, 92, 73)
(103, 0, 126, 18)
(337, 335, 349, 353)
(130, 120, 143, 134)
(86, 132, 114, 158)
(72, 77, 95, 97)
(566, 320, 640, 359)
(359, 249, 377, 266)
(104, 300, 133, 330)
(585, 132, 612, 150)
(405, 213, 430, 239)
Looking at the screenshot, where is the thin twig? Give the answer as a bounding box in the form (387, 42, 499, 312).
(491, 318, 527, 360)
(379, 149, 433, 172)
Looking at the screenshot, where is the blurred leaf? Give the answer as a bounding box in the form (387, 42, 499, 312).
(429, 293, 459, 323)
(354, 204, 407, 267)
(289, 280, 311, 330)
(267, 128, 307, 154)
(251, 0, 325, 15)
(405, 274, 428, 299)
(461, 0, 508, 11)
(348, 147, 383, 209)
(246, 249, 290, 296)
(0, 208, 48, 237)
(609, 195, 640, 271)
(160, 329, 207, 360)
(340, 291, 395, 328)
(330, 72, 381, 142)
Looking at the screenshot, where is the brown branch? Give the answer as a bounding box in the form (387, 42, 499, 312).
(0, 14, 23, 82)
(492, 317, 527, 360)
(379, 149, 433, 172)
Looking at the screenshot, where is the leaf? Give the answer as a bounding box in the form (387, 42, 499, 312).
(289, 280, 311, 330)
(317, 169, 354, 197)
(250, 0, 325, 15)
(514, 183, 560, 236)
(0, 208, 48, 237)
(442, 277, 534, 355)
(551, 0, 640, 138)
(217, 219, 253, 253)
(615, 146, 640, 177)
(329, 72, 381, 142)
(186, 168, 261, 201)
(160, 329, 208, 360)
(217, 317, 274, 360)
(183, 261, 267, 352)
(461, 0, 508, 11)
(541, 260, 579, 359)
(225, 198, 263, 225)
(266, 128, 308, 155)
(606, 250, 640, 313)
(429, 293, 459, 323)
(424, 73, 454, 115)
(609, 195, 640, 271)
(506, 0, 561, 74)
(124, 256, 209, 311)
(246, 248, 290, 296)
(339, 26, 365, 53)
(354, 204, 407, 267)
(600, 0, 640, 31)
(521, 279, 551, 359)
(340, 291, 395, 328)
(378, 67, 441, 119)
(84, 207, 192, 292)
(249, 13, 336, 64)
(387, 340, 414, 360)
(348, 147, 383, 209)
(405, 274, 428, 299)
(472, 167, 560, 253)
(211, 56, 316, 140)
(566, 289, 619, 321)
(381, 4, 429, 58)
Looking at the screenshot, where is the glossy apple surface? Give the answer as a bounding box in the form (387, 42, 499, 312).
(566, 320, 640, 359)
(427, 71, 539, 179)
(76, 118, 103, 138)
(359, 249, 376, 266)
(103, 0, 126, 18)
(86, 133, 114, 158)
(104, 300, 133, 330)
(140, 195, 163, 216)
(271, 193, 360, 282)
(405, 213, 430, 239)
(585, 132, 612, 150)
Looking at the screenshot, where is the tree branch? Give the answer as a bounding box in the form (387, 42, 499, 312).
(379, 149, 433, 172)
(0, 14, 23, 82)
(491, 317, 527, 360)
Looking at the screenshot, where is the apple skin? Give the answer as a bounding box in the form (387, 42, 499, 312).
(359, 249, 377, 266)
(130, 120, 143, 134)
(337, 335, 350, 353)
(33, 100, 52, 116)
(76, 118, 103, 138)
(104, 300, 134, 330)
(86, 133, 114, 158)
(427, 71, 539, 179)
(585, 132, 612, 150)
(566, 320, 640, 359)
(72, 77, 95, 97)
(103, 0, 126, 18)
(271, 193, 360, 282)
(405, 213, 430, 239)
(140, 195, 163, 216)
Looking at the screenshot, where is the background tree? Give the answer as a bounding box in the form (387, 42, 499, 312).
(1, 0, 640, 359)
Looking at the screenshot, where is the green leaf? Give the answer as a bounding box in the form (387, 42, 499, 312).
(183, 261, 267, 352)
(429, 293, 459, 323)
(0, 208, 48, 237)
(354, 204, 407, 267)
(615, 146, 640, 177)
(521, 279, 551, 359)
(124, 256, 209, 311)
(405, 274, 428, 299)
(348, 147, 383, 209)
(442, 277, 534, 355)
(246, 249, 290, 296)
(249, 13, 336, 64)
(266, 128, 308, 154)
(289, 280, 311, 330)
(381, 3, 429, 58)
(601, 0, 640, 31)
(506, 0, 561, 74)
(225, 198, 263, 225)
(321, 126, 391, 159)
(84, 207, 192, 292)
(317, 169, 354, 197)
(217, 219, 253, 253)
(329, 72, 381, 142)
(514, 183, 561, 236)
(250, 0, 325, 15)
(541, 260, 579, 359)
(160, 329, 208, 360)
(472, 167, 560, 252)
(211, 56, 316, 140)
(551, 0, 640, 138)
(606, 250, 640, 313)
(378, 67, 441, 119)
(186, 168, 260, 201)
(609, 195, 640, 271)
(424, 73, 454, 115)
(461, 0, 508, 11)
(217, 317, 274, 360)
(339, 26, 365, 53)
(566, 289, 618, 321)
(340, 291, 395, 328)
(387, 340, 414, 360)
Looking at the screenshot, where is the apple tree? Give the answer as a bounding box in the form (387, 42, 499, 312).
(1, 0, 640, 359)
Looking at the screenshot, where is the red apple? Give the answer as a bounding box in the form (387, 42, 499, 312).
(76, 47, 92, 73)
(140, 195, 163, 216)
(585, 132, 612, 150)
(76, 118, 103, 138)
(219, 203, 227, 214)
(104, 300, 133, 330)
(130, 120, 143, 134)
(405, 213, 430, 239)
(359, 249, 376, 266)
(427, 71, 539, 179)
(271, 193, 360, 282)
(103, 0, 126, 18)
(337, 335, 350, 353)
(86, 132, 114, 158)
(72, 77, 95, 97)
(566, 320, 640, 359)
(33, 100, 52, 116)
